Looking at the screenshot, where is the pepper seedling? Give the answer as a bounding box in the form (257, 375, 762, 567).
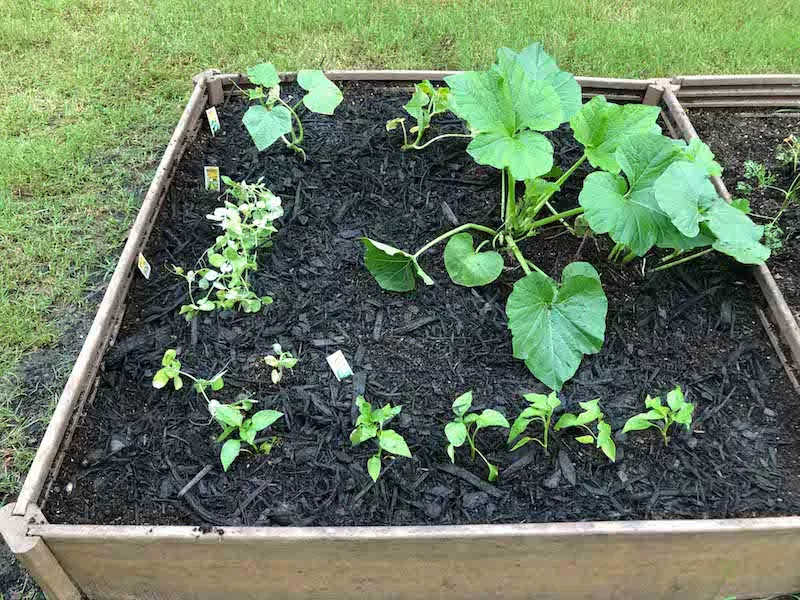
(350, 396, 411, 482)
(386, 80, 455, 151)
(444, 391, 509, 481)
(554, 399, 616, 462)
(209, 398, 284, 471)
(622, 385, 694, 446)
(364, 42, 769, 394)
(264, 342, 299, 384)
(176, 177, 282, 321)
(242, 62, 343, 158)
(507, 391, 561, 452)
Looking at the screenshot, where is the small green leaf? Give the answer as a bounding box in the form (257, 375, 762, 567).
(570, 96, 661, 173)
(367, 454, 381, 482)
(251, 409, 283, 431)
(575, 399, 602, 426)
(445, 421, 468, 447)
(162, 349, 177, 367)
(452, 391, 473, 417)
(554, 413, 577, 431)
(247, 63, 280, 88)
(508, 415, 532, 445)
(214, 404, 244, 428)
(487, 463, 499, 482)
(239, 422, 257, 446)
(506, 263, 607, 391)
(220, 439, 241, 471)
(674, 403, 695, 427)
(666, 386, 685, 412)
(173, 375, 183, 391)
(475, 409, 510, 430)
(622, 415, 657, 433)
(730, 198, 751, 214)
(210, 375, 224, 391)
(152, 369, 170, 389)
(297, 70, 343, 115)
(362, 238, 433, 292)
(243, 104, 293, 152)
(443, 233, 504, 287)
(447, 444, 456, 463)
(510, 437, 532, 452)
(378, 430, 411, 458)
(575, 435, 595, 444)
(350, 424, 377, 446)
(597, 421, 616, 462)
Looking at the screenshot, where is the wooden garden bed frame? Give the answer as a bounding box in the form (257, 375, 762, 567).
(3, 71, 800, 600)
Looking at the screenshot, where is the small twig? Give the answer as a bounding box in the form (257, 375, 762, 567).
(178, 464, 213, 498)
(755, 306, 800, 395)
(436, 462, 504, 498)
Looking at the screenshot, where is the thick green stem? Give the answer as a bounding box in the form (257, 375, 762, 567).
(620, 250, 638, 264)
(543, 200, 576, 234)
(413, 223, 498, 258)
(506, 237, 531, 275)
(527, 207, 584, 231)
(278, 97, 305, 147)
(651, 248, 713, 272)
(500, 167, 506, 223)
(528, 154, 588, 221)
(608, 242, 624, 261)
(505, 169, 517, 230)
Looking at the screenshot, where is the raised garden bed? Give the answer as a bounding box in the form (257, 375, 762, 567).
(4, 62, 800, 600)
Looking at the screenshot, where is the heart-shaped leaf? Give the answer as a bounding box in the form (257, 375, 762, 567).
(467, 130, 554, 181)
(247, 63, 280, 88)
(655, 161, 719, 237)
(443, 233, 504, 287)
(243, 105, 292, 151)
(510, 43, 582, 120)
(506, 262, 608, 391)
(570, 96, 661, 173)
(297, 70, 343, 115)
(363, 238, 433, 292)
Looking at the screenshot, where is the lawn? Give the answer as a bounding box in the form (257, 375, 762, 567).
(0, 0, 798, 503)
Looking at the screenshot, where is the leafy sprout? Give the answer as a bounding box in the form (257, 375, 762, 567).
(444, 391, 509, 481)
(175, 177, 281, 321)
(242, 62, 343, 158)
(386, 80, 453, 150)
(622, 385, 694, 446)
(350, 396, 411, 482)
(776, 134, 800, 173)
(554, 399, 616, 462)
(507, 391, 561, 452)
(210, 398, 283, 471)
(264, 342, 298, 384)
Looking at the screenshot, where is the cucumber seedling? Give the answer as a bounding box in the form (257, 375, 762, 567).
(242, 62, 343, 158)
(350, 395, 412, 482)
(444, 391, 509, 481)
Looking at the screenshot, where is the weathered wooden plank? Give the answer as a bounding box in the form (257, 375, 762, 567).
(674, 75, 800, 86)
(679, 86, 800, 97)
(34, 519, 800, 600)
(681, 98, 800, 108)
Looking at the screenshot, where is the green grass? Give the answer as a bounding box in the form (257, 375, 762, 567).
(0, 0, 799, 501)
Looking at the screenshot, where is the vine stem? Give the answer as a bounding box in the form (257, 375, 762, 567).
(505, 168, 517, 230)
(277, 97, 305, 147)
(527, 206, 584, 231)
(412, 223, 498, 258)
(506, 237, 532, 276)
(651, 248, 713, 272)
(528, 154, 588, 220)
(407, 132, 473, 151)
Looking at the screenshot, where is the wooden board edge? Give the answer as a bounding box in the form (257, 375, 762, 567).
(674, 75, 800, 87)
(12, 76, 210, 517)
(662, 87, 800, 371)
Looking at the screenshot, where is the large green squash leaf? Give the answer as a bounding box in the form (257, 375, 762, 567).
(654, 161, 719, 237)
(363, 238, 434, 292)
(578, 133, 683, 255)
(297, 70, 343, 115)
(443, 233, 504, 287)
(467, 130, 554, 181)
(570, 96, 661, 173)
(242, 105, 292, 151)
(706, 200, 770, 264)
(506, 262, 608, 391)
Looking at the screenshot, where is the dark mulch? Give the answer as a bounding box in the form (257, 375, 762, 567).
(45, 83, 800, 527)
(690, 108, 800, 317)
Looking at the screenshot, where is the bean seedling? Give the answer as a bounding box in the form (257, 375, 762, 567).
(264, 342, 298, 384)
(554, 399, 616, 462)
(242, 62, 343, 158)
(350, 396, 411, 482)
(444, 391, 509, 481)
(176, 177, 282, 321)
(622, 385, 694, 446)
(507, 391, 561, 452)
(364, 42, 769, 392)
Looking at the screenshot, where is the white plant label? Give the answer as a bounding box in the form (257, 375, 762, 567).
(326, 350, 353, 381)
(137, 253, 152, 279)
(206, 107, 221, 136)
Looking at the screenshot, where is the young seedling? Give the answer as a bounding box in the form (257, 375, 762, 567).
(264, 342, 299, 384)
(776, 134, 800, 173)
(554, 399, 616, 462)
(152, 349, 226, 403)
(507, 391, 561, 452)
(209, 398, 283, 471)
(622, 385, 694, 446)
(363, 41, 769, 393)
(242, 62, 343, 158)
(176, 177, 282, 321)
(349, 396, 411, 482)
(444, 391, 509, 481)
(386, 80, 460, 150)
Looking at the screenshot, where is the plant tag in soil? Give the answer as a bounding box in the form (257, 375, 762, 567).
(204, 166, 220, 191)
(206, 107, 221, 136)
(326, 350, 353, 381)
(137, 253, 152, 279)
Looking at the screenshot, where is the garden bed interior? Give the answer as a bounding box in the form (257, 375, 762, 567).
(42, 81, 800, 529)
